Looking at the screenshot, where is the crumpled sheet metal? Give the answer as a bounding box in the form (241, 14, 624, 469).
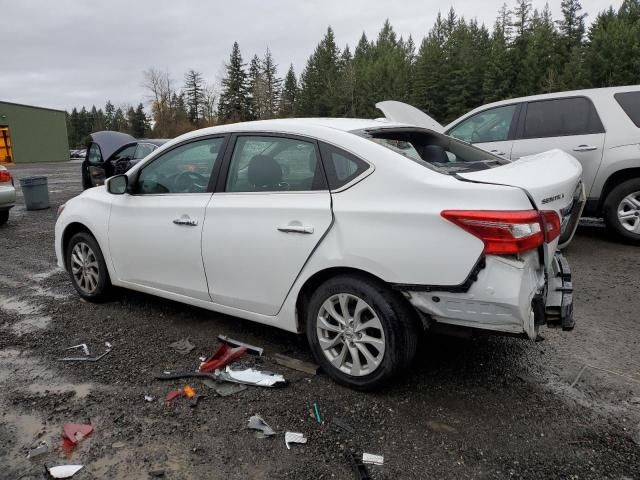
(247, 415, 276, 436)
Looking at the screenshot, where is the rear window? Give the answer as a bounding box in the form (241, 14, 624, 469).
(319, 142, 370, 190)
(522, 97, 604, 138)
(357, 128, 508, 175)
(614, 92, 640, 127)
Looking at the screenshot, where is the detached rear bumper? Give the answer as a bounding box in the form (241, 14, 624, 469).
(401, 251, 575, 340)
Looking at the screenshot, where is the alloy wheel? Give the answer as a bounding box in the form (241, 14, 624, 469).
(316, 293, 386, 377)
(70, 242, 100, 294)
(617, 191, 640, 233)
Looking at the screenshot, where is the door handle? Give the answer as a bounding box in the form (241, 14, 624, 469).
(277, 225, 314, 234)
(490, 149, 506, 156)
(573, 145, 597, 152)
(173, 215, 198, 226)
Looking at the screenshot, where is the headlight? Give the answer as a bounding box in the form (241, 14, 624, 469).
(57, 203, 66, 216)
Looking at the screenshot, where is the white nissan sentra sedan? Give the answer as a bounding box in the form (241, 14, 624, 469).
(55, 117, 583, 389)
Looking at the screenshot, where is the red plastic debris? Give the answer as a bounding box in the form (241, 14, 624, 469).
(62, 423, 94, 445)
(165, 389, 185, 402)
(199, 344, 246, 373)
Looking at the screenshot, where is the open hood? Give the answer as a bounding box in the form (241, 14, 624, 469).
(89, 131, 136, 161)
(375, 101, 444, 133)
(458, 149, 585, 251)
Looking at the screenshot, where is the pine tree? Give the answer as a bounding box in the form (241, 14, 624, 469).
(483, 15, 513, 103)
(112, 107, 126, 132)
(279, 65, 298, 117)
(557, 0, 587, 48)
(262, 49, 282, 119)
(184, 69, 205, 125)
(104, 101, 115, 130)
(218, 42, 250, 122)
(247, 54, 266, 120)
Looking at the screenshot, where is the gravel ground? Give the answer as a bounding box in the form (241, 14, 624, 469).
(1, 161, 639, 479)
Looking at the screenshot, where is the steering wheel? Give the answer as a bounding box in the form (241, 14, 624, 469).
(173, 171, 208, 193)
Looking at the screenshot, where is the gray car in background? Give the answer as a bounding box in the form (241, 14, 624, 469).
(445, 86, 640, 243)
(0, 165, 16, 225)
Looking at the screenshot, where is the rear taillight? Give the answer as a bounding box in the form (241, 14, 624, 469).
(540, 210, 561, 242)
(441, 210, 545, 255)
(0, 170, 11, 183)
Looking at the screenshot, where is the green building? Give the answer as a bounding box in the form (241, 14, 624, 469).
(0, 101, 69, 164)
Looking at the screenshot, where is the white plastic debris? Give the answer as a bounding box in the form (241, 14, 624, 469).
(284, 431, 307, 449)
(247, 415, 276, 436)
(362, 453, 384, 465)
(47, 465, 84, 478)
(144, 395, 154, 402)
(223, 367, 286, 387)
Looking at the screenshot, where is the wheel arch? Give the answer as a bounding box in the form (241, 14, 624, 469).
(61, 222, 97, 271)
(295, 266, 420, 332)
(599, 167, 640, 213)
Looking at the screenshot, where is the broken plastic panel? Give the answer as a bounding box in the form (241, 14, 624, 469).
(284, 432, 307, 449)
(221, 366, 287, 387)
(362, 453, 384, 465)
(62, 423, 93, 445)
(247, 415, 276, 436)
(199, 343, 246, 373)
(47, 464, 84, 478)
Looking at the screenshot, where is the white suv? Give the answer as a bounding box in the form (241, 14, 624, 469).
(443, 86, 640, 243)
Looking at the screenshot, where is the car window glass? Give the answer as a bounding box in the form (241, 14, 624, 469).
(133, 143, 156, 160)
(87, 143, 102, 164)
(614, 91, 640, 127)
(226, 136, 325, 192)
(111, 145, 136, 162)
(136, 137, 224, 194)
(319, 143, 371, 190)
(449, 105, 517, 143)
(522, 97, 604, 138)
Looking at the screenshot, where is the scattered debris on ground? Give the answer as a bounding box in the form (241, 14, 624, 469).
(346, 452, 372, 480)
(168, 338, 195, 355)
(247, 415, 276, 437)
(284, 432, 307, 449)
(331, 417, 355, 434)
(61, 423, 93, 445)
(58, 342, 112, 362)
(274, 353, 319, 375)
(46, 464, 83, 478)
(218, 335, 263, 356)
(199, 343, 246, 372)
(312, 402, 322, 423)
(362, 453, 384, 465)
(27, 441, 49, 459)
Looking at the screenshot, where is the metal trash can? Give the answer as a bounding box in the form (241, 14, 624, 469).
(20, 176, 50, 210)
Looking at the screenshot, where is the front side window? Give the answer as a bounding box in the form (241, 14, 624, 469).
(614, 91, 640, 127)
(133, 143, 156, 160)
(522, 97, 604, 138)
(226, 136, 325, 192)
(111, 144, 136, 162)
(136, 137, 224, 194)
(87, 143, 102, 164)
(448, 104, 517, 143)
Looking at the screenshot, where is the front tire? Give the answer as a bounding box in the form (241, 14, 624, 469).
(306, 274, 418, 390)
(66, 231, 111, 301)
(603, 178, 640, 244)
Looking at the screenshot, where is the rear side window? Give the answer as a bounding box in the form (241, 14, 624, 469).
(522, 97, 604, 139)
(614, 92, 640, 127)
(319, 143, 370, 190)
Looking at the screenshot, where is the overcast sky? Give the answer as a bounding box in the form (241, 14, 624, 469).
(2, 0, 623, 112)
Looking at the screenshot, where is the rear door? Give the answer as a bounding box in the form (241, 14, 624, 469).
(202, 134, 332, 316)
(447, 104, 520, 161)
(510, 97, 605, 196)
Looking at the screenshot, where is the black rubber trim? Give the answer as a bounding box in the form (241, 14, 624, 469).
(391, 256, 486, 293)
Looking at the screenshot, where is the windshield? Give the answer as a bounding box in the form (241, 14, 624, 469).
(356, 127, 510, 174)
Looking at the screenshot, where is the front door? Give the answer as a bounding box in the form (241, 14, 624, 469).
(109, 136, 226, 301)
(510, 97, 606, 196)
(202, 134, 333, 316)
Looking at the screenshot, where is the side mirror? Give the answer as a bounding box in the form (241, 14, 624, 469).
(107, 174, 128, 195)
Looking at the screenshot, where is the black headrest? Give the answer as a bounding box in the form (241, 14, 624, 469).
(248, 155, 282, 188)
(422, 144, 449, 163)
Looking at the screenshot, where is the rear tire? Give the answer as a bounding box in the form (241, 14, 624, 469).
(306, 274, 418, 390)
(603, 178, 640, 244)
(66, 231, 111, 302)
(0, 211, 8, 225)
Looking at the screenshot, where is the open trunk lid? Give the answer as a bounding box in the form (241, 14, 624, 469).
(375, 101, 444, 133)
(457, 148, 585, 258)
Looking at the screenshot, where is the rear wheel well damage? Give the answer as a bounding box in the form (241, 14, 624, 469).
(599, 167, 640, 213)
(295, 267, 421, 333)
(61, 223, 94, 271)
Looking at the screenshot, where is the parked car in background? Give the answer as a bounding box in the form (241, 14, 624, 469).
(0, 165, 16, 225)
(82, 132, 167, 189)
(441, 86, 640, 243)
(57, 117, 581, 389)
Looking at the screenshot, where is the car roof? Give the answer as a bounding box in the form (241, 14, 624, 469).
(446, 85, 640, 128)
(138, 139, 169, 146)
